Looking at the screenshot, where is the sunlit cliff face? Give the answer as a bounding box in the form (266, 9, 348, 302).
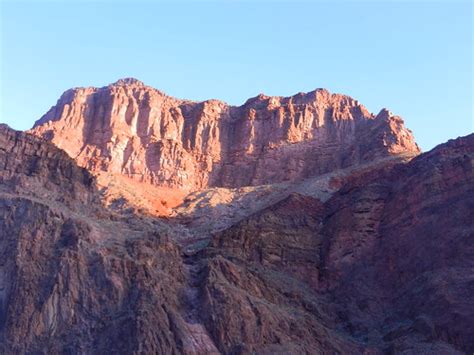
(30, 79, 420, 193)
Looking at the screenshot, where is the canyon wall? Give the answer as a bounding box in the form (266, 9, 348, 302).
(1, 124, 472, 353)
(30, 78, 420, 190)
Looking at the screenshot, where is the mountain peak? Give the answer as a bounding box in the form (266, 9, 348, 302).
(111, 77, 145, 87)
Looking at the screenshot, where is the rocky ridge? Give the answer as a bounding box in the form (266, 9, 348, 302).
(30, 79, 419, 194)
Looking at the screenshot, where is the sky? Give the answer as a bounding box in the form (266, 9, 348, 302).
(0, 0, 472, 151)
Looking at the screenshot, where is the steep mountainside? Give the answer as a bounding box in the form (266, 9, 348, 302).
(1, 76, 471, 354)
(30, 78, 419, 192)
(0, 123, 472, 353)
(206, 134, 473, 353)
(0, 125, 195, 353)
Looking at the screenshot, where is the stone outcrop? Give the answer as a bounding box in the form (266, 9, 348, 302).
(30, 79, 420, 191)
(0, 123, 95, 207)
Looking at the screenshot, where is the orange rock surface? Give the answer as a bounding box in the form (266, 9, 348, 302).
(30, 78, 420, 192)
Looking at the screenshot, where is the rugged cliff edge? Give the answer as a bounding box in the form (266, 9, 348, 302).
(30, 79, 420, 193)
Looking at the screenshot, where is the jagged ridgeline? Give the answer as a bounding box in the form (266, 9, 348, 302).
(30, 79, 419, 191)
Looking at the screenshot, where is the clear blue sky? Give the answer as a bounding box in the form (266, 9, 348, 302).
(1, 1, 472, 151)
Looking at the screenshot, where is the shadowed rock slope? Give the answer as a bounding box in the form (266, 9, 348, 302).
(0, 124, 472, 353)
(0, 125, 360, 354)
(0, 125, 193, 353)
(205, 133, 474, 353)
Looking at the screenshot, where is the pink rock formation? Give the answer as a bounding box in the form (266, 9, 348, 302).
(30, 78, 420, 190)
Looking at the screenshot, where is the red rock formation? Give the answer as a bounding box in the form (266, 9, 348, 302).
(0, 124, 214, 354)
(0, 123, 95, 206)
(30, 79, 420, 190)
(0, 124, 472, 353)
(206, 133, 474, 353)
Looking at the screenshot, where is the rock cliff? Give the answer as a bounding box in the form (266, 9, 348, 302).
(30, 79, 420, 191)
(2, 78, 472, 353)
(1, 122, 472, 353)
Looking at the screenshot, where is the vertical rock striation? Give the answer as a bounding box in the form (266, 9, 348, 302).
(30, 79, 420, 190)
